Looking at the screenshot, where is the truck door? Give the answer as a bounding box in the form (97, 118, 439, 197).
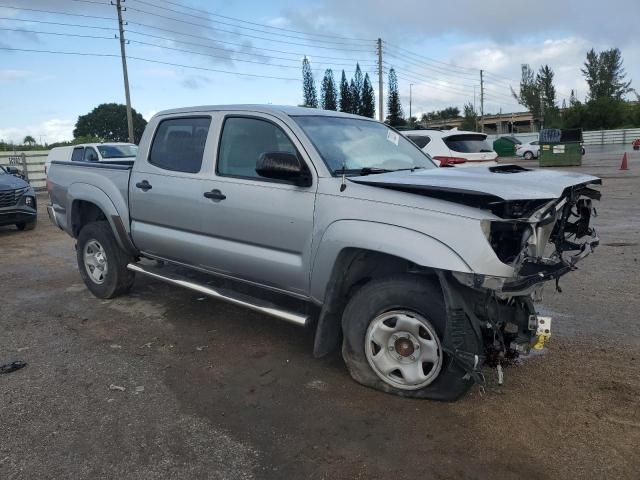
(201, 113, 317, 296)
(129, 115, 215, 264)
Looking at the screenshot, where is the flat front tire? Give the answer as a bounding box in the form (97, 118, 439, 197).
(341, 274, 474, 401)
(76, 221, 135, 299)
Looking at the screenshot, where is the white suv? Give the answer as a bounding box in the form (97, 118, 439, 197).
(402, 128, 498, 167)
(516, 141, 540, 160)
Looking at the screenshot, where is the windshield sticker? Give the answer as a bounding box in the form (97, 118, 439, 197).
(386, 130, 399, 146)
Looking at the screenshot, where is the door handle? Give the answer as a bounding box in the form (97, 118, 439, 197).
(135, 180, 152, 191)
(203, 189, 226, 201)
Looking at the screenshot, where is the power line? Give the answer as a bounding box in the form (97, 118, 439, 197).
(125, 4, 373, 48)
(0, 46, 301, 81)
(0, 4, 113, 21)
(125, 19, 372, 52)
(383, 59, 478, 89)
(0, 26, 116, 40)
(130, 0, 373, 44)
(384, 49, 479, 81)
(0, 16, 117, 31)
(384, 42, 477, 74)
(125, 28, 374, 62)
(128, 38, 376, 69)
(145, 0, 373, 42)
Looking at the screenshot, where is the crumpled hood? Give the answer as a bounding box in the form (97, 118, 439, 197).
(0, 173, 29, 191)
(349, 165, 601, 202)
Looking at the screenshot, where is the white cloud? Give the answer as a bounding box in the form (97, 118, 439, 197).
(0, 118, 74, 144)
(0, 69, 32, 81)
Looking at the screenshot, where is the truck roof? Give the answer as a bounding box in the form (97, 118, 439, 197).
(154, 105, 368, 120)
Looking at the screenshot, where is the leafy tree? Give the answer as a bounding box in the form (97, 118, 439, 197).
(320, 69, 338, 111)
(351, 63, 364, 114)
(512, 64, 542, 120)
(74, 103, 147, 143)
(582, 48, 632, 101)
(339, 70, 352, 113)
(302, 57, 318, 108)
(386, 68, 404, 126)
(421, 107, 461, 121)
(460, 102, 478, 131)
(23, 135, 36, 146)
(360, 73, 376, 118)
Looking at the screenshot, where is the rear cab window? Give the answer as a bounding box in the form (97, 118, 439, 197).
(71, 147, 84, 162)
(83, 147, 99, 162)
(149, 117, 211, 173)
(444, 134, 494, 153)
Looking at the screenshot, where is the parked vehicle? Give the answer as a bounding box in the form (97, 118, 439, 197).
(516, 141, 540, 160)
(0, 164, 37, 230)
(402, 128, 498, 167)
(44, 143, 138, 176)
(47, 106, 601, 400)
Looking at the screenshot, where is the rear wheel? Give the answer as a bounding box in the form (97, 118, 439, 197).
(524, 151, 534, 160)
(76, 221, 135, 299)
(16, 218, 37, 231)
(341, 274, 475, 401)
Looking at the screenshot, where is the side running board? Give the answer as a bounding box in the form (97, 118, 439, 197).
(127, 263, 308, 326)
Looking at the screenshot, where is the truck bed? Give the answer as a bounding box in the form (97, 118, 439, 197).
(47, 160, 133, 237)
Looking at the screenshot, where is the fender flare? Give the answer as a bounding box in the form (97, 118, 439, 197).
(310, 220, 472, 303)
(67, 182, 137, 254)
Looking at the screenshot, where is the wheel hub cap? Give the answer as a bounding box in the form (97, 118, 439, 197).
(365, 310, 443, 390)
(394, 337, 415, 358)
(83, 239, 108, 285)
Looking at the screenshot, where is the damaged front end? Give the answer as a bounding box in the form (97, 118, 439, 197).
(455, 181, 601, 296)
(442, 181, 601, 386)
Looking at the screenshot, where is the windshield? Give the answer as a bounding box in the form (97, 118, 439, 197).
(293, 116, 436, 174)
(97, 144, 138, 159)
(444, 134, 494, 153)
(0, 165, 6, 175)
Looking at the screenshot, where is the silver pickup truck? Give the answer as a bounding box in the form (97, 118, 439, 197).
(47, 105, 601, 400)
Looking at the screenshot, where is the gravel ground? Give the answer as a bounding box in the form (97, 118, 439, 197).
(1, 151, 639, 479)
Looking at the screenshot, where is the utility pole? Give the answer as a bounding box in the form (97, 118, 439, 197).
(479, 69, 485, 133)
(115, 0, 134, 144)
(377, 38, 383, 122)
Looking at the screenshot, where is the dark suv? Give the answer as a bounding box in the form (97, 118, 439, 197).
(0, 165, 37, 231)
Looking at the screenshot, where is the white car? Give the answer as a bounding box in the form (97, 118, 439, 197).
(516, 141, 540, 160)
(45, 143, 138, 176)
(402, 129, 498, 167)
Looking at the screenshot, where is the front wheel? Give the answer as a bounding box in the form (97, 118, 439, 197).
(341, 274, 475, 401)
(524, 151, 534, 160)
(76, 221, 135, 299)
(16, 218, 37, 231)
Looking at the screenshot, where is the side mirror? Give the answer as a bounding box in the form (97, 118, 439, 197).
(256, 152, 311, 186)
(5, 166, 25, 178)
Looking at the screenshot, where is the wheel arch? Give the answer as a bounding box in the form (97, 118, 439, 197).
(310, 220, 473, 358)
(68, 184, 137, 255)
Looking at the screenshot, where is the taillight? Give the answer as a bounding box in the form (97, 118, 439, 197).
(433, 156, 467, 167)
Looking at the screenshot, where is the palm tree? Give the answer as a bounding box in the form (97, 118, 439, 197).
(23, 135, 36, 146)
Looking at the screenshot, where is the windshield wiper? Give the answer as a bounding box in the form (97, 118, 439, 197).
(336, 166, 424, 176)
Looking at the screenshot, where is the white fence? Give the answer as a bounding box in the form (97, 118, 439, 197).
(488, 128, 640, 146)
(0, 151, 48, 191)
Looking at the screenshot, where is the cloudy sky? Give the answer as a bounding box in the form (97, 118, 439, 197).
(1, 0, 638, 143)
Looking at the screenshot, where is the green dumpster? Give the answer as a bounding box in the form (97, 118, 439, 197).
(539, 128, 583, 167)
(493, 136, 522, 157)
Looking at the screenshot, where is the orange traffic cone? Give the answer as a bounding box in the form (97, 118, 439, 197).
(620, 152, 629, 170)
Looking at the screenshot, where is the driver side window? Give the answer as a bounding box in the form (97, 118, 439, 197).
(217, 117, 298, 180)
